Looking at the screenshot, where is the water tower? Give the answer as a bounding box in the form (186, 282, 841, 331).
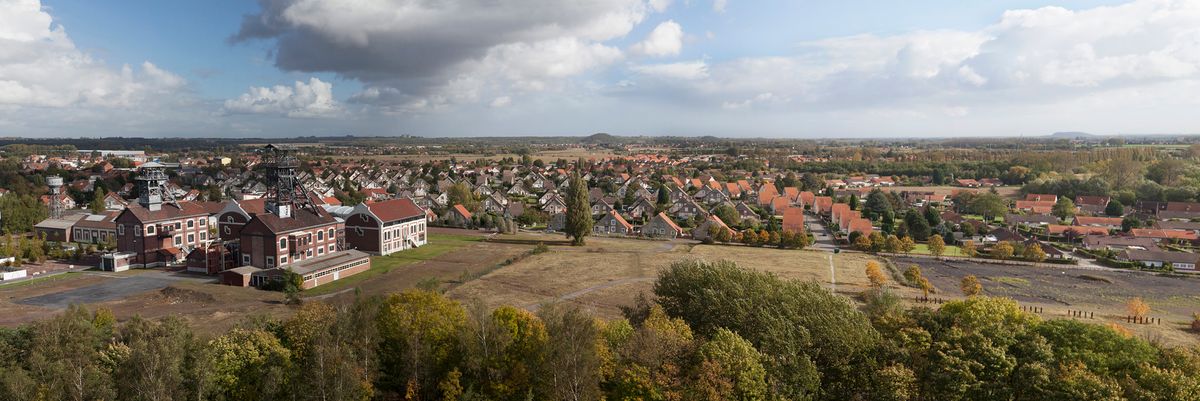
(46, 175, 64, 219)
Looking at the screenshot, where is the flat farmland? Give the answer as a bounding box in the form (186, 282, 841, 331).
(448, 232, 883, 318)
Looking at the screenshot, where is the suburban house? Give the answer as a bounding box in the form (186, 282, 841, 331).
(443, 204, 474, 227)
(1081, 235, 1158, 251)
(643, 212, 684, 239)
(691, 215, 733, 242)
(595, 210, 633, 235)
(782, 207, 805, 233)
(1120, 249, 1198, 270)
(1072, 216, 1122, 229)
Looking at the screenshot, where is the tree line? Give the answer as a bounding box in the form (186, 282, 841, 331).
(2, 259, 1196, 400)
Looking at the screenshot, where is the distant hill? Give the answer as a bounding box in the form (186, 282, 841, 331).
(582, 133, 619, 144)
(1049, 131, 1100, 139)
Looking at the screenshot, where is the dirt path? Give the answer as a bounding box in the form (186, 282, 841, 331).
(523, 277, 655, 311)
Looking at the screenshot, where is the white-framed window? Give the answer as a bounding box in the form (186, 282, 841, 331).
(187, 219, 194, 228)
(306, 250, 313, 257)
(266, 256, 275, 268)
(280, 256, 288, 265)
(317, 230, 324, 241)
(118, 224, 125, 235)
(200, 232, 207, 241)
(328, 228, 335, 239)
(279, 238, 287, 250)
(187, 234, 195, 243)
(317, 247, 325, 255)
(242, 254, 251, 265)
(328, 244, 335, 252)
(175, 222, 181, 230)
(199, 219, 206, 226)
(146, 225, 155, 235)
(174, 235, 182, 246)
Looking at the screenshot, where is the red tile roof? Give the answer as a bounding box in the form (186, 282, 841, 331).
(848, 218, 873, 235)
(121, 201, 212, 223)
(453, 204, 473, 219)
(655, 212, 683, 234)
(1131, 228, 1199, 241)
(1073, 216, 1122, 227)
(782, 207, 805, 233)
(368, 198, 425, 222)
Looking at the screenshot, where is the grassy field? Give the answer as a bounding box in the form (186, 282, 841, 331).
(910, 244, 966, 257)
(303, 233, 484, 296)
(448, 234, 884, 317)
(0, 272, 83, 290)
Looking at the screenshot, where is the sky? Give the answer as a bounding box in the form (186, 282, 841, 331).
(2, 0, 1199, 138)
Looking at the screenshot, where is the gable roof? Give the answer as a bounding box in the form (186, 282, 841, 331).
(452, 204, 473, 219)
(367, 198, 425, 222)
(652, 212, 683, 234)
(246, 206, 338, 235)
(782, 207, 805, 233)
(120, 201, 212, 223)
(602, 210, 633, 231)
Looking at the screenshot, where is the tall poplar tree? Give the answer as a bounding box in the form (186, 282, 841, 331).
(564, 172, 593, 245)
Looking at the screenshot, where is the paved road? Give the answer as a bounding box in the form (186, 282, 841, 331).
(805, 213, 838, 252)
(17, 270, 213, 309)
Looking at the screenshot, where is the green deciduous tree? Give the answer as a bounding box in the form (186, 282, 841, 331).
(927, 234, 946, 257)
(376, 290, 468, 399)
(209, 328, 292, 401)
(1053, 197, 1077, 222)
(653, 259, 880, 400)
(693, 328, 768, 401)
(447, 182, 478, 212)
(960, 275, 982, 297)
(993, 241, 1014, 260)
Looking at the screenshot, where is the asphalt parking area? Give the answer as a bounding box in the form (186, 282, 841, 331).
(17, 275, 182, 309)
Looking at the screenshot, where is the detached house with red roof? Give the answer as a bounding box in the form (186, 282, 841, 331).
(643, 212, 684, 239)
(344, 198, 428, 256)
(595, 210, 634, 235)
(443, 204, 474, 227)
(782, 207, 806, 233)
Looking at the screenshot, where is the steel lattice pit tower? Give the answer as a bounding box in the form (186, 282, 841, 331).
(137, 162, 175, 212)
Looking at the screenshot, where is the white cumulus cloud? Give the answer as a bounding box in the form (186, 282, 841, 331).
(0, 0, 186, 109)
(632, 20, 684, 57)
(223, 77, 341, 118)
